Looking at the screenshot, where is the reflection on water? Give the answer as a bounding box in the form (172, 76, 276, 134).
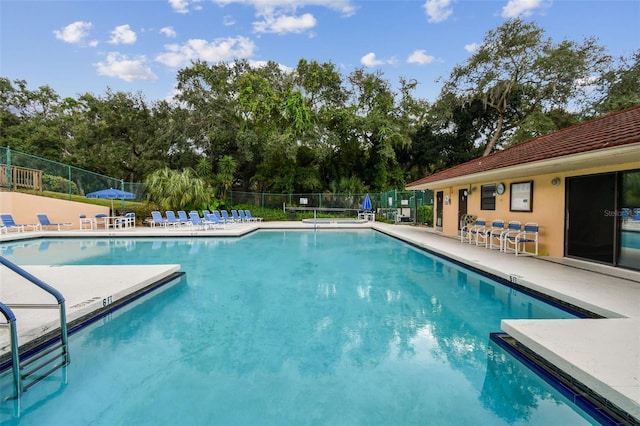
(0, 232, 596, 425)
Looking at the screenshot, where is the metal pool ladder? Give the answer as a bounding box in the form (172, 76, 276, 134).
(0, 256, 70, 401)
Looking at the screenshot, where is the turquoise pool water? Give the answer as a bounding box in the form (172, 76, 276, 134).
(0, 231, 598, 425)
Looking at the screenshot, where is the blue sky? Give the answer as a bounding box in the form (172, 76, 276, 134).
(1, 0, 638, 103)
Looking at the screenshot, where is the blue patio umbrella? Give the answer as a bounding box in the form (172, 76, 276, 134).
(361, 193, 372, 211)
(86, 188, 136, 213)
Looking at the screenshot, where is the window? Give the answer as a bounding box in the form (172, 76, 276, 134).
(481, 184, 496, 210)
(510, 181, 533, 212)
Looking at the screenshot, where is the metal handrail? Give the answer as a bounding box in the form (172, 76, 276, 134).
(0, 256, 70, 398)
(0, 257, 65, 304)
(0, 301, 21, 399)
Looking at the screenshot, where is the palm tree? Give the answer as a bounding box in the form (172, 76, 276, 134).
(216, 155, 236, 202)
(145, 167, 209, 211)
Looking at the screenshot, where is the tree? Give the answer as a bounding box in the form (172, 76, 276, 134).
(440, 18, 610, 155)
(144, 168, 210, 211)
(399, 98, 485, 181)
(216, 155, 236, 202)
(590, 49, 640, 116)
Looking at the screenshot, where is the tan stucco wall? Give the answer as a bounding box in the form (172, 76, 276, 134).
(0, 192, 109, 230)
(432, 160, 640, 257)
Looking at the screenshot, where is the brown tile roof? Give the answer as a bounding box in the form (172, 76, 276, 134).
(406, 106, 640, 188)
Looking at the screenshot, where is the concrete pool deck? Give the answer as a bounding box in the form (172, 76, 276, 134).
(0, 221, 639, 422)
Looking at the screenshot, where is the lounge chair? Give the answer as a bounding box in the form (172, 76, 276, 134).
(231, 210, 243, 222)
(37, 213, 72, 231)
(220, 210, 235, 224)
(177, 211, 191, 225)
(238, 210, 248, 222)
(245, 210, 263, 222)
(204, 212, 225, 229)
(165, 211, 183, 227)
(189, 211, 213, 230)
(0, 214, 40, 232)
(151, 211, 169, 227)
(115, 212, 136, 229)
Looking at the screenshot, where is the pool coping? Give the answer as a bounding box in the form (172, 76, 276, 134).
(1, 221, 639, 423)
(0, 264, 183, 368)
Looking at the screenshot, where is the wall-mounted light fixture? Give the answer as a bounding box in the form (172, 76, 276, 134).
(470, 186, 478, 194)
(551, 177, 561, 186)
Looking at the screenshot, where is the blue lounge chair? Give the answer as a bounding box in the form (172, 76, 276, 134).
(189, 211, 212, 230)
(0, 213, 40, 232)
(244, 210, 262, 222)
(37, 213, 72, 231)
(151, 211, 169, 227)
(204, 212, 224, 229)
(220, 210, 235, 224)
(165, 211, 183, 227)
(177, 211, 191, 224)
(231, 210, 242, 222)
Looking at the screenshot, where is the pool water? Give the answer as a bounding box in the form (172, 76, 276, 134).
(1, 231, 598, 425)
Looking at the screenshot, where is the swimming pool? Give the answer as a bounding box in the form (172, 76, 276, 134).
(1, 231, 600, 425)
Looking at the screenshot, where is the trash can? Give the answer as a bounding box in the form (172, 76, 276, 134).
(289, 211, 297, 220)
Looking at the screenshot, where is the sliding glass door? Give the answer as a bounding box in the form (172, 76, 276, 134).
(619, 170, 640, 270)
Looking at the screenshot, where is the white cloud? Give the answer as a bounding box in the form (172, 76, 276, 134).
(223, 15, 236, 26)
(502, 0, 546, 18)
(254, 13, 317, 34)
(53, 21, 93, 44)
(361, 52, 384, 67)
(407, 49, 435, 65)
(109, 25, 137, 45)
(169, 0, 190, 14)
(248, 60, 293, 74)
(423, 0, 452, 23)
(160, 26, 177, 38)
(156, 36, 257, 68)
(95, 52, 158, 82)
(214, 0, 356, 17)
(464, 42, 480, 52)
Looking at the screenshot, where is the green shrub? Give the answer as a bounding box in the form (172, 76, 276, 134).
(417, 205, 433, 225)
(43, 174, 79, 194)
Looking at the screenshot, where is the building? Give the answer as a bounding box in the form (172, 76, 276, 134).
(406, 106, 640, 271)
